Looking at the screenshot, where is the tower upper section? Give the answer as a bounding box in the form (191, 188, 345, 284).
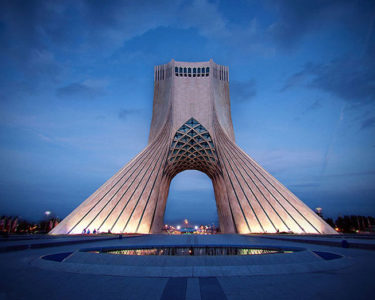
(148, 59, 235, 143)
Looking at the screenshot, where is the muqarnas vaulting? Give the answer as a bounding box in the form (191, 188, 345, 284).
(51, 59, 336, 235)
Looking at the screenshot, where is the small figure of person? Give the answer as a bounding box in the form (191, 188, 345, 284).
(82, 228, 86, 234)
(87, 229, 90, 234)
(93, 229, 97, 234)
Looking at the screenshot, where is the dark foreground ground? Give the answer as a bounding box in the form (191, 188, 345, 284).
(0, 234, 374, 300)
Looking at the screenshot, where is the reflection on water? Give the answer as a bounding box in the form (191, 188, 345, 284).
(97, 247, 289, 256)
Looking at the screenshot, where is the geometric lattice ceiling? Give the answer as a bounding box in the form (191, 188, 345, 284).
(165, 118, 220, 178)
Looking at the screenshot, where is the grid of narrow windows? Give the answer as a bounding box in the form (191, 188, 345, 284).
(174, 66, 210, 78)
(157, 64, 227, 81)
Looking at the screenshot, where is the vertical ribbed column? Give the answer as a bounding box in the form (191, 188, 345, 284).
(150, 176, 172, 233)
(212, 174, 236, 233)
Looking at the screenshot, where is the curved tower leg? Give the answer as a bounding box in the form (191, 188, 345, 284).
(213, 121, 337, 234)
(50, 124, 171, 235)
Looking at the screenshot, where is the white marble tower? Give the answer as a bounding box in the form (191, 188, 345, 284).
(51, 59, 337, 235)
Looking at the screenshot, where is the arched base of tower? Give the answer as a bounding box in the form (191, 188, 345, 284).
(51, 118, 337, 235)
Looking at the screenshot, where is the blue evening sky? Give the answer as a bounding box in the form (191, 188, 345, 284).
(0, 0, 374, 225)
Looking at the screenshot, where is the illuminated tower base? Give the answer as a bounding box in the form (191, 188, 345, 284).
(51, 60, 337, 235)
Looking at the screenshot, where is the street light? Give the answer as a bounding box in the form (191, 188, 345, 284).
(315, 207, 322, 217)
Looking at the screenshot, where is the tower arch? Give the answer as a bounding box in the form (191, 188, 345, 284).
(163, 169, 218, 229)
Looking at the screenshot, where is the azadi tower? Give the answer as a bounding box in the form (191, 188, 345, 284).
(51, 59, 336, 235)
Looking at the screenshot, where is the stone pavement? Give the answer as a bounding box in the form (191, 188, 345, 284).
(0, 234, 374, 300)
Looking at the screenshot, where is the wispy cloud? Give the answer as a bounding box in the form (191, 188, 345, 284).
(56, 79, 108, 99)
(230, 80, 256, 102)
(118, 109, 141, 121)
(361, 116, 375, 130)
(268, 0, 375, 49)
(319, 104, 346, 181)
(282, 57, 375, 104)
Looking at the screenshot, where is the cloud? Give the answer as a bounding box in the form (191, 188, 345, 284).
(268, 0, 375, 49)
(280, 69, 306, 92)
(37, 133, 54, 143)
(230, 80, 256, 102)
(118, 109, 141, 121)
(306, 100, 322, 112)
(56, 79, 108, 99)
(361, 116, 375, 130)
(294, 100, 323, 121)
(268, 0, 326, 48)
(282, 56, 375, 104)
(79, 0, 232, 54)
(0, 1, 63, 72)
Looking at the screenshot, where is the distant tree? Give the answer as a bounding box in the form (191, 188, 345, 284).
(333, 215, 375, 233)
(324, 217, 335, 228)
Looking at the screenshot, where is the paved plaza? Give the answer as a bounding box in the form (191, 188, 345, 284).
(0, 234, 374, 299)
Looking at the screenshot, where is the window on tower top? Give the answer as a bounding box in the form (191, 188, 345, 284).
(172, 65, 216, 79)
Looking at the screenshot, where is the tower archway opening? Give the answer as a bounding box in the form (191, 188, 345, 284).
(164, 170, 218, 233)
